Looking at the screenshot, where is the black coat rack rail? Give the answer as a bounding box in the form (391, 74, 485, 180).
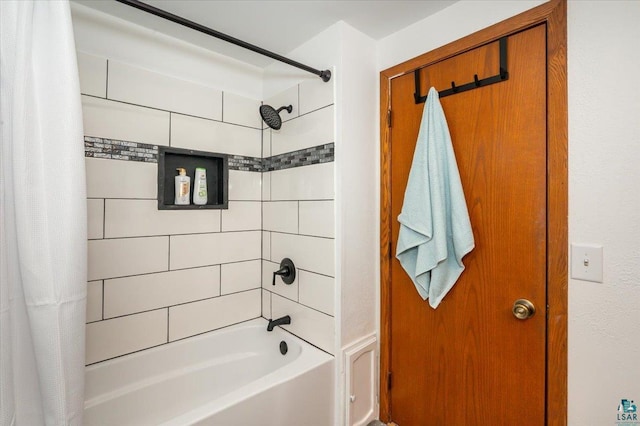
(114, 0, 332, 82)
(414, 36, 509, 104)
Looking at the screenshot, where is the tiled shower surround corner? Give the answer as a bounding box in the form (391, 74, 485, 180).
(81, 52, 336, 365)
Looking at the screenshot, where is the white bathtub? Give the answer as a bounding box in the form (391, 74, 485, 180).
(84, 318, 334, 425)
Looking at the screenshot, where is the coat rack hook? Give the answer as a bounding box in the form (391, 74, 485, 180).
(413, 69, 422, 103)
(412, 36, 509, 104)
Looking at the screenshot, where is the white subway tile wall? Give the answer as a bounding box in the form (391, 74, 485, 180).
(170, 113, 261, 158)
(86, 280, 103, 323)
(271, 233, 335, 277)
(262, 289, 272, 318)
(298, 270, 335, 316)
(271, 105, 334, 156)
(80, 57, 264, 364)
(77, 53, 107, 98)
(82, 95, 170, 146)
(103, 266, 221, 318)
(220, 259, 262, 295)
(264, 84, 299, 124)
(261, 83, 336, 354)
(221, 201, 261, 232)
(299, 77, 335, 115)
(262, 231, 271, 260)
(104, 199, 221, 238)
(299, 200, 335, 238)
(168, 289, 261, 341)
(262, 128, 271, 157)
(223, 92, 263, 129)
(87, 199, 104, 240)
(107, 61, 223, 120)
(262, 260, 299, 301)
(87, 236, 169, 281)
(272, 294, 334, 354)
(85, 157, 157, 199)
(85, 309, 168, 365)
(228, 170, 261, 201)
(80, 55, 336, 363)
(263, 201, 298, 234)
(170, 231, 261, 270)
(261, 171, 271, 200)
(270, 162, 335, 201)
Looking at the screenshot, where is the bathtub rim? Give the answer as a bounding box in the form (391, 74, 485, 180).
(84, 317, 334, 425)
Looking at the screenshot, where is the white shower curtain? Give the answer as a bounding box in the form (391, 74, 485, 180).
(1, 1, 87, 425)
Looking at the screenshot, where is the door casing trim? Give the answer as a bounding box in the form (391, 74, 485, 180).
(378, 1, 567, 423)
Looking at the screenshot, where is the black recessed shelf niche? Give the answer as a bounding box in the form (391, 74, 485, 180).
(158, 146, 228, 210)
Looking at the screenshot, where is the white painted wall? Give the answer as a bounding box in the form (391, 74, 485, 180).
(567, 2, 640, 424)
(70, 3, 263, 99)
(335, 24, 378, 426)
(334, 24, 377, 350)
(377, 1, 640, 424)
(377, 0, 545, 71)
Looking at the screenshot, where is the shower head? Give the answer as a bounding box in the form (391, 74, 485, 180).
(259, 104, 293, 130)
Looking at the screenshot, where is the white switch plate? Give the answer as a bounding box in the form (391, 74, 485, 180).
(571, 244, 603, 283)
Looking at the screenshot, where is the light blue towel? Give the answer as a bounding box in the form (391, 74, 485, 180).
(396, 87, 475, 308)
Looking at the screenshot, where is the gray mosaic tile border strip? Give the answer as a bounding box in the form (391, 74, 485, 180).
(264, 143, 334, 172)
(85, 136, 158, 163)
(227, 155, 263, 172)
(84, 137, 335, 171)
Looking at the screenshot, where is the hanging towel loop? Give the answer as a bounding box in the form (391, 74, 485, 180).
(396, 87, 475, 308)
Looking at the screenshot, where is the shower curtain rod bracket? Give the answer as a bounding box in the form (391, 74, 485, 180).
(414, 36, 508, 103)
(319, 70, 332, 83)
(114, 0, 332, 82)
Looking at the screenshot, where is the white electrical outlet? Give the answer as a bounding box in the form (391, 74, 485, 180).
(570, 244, 603, 283)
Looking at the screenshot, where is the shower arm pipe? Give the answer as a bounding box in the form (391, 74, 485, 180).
(114, 0, 332, 82)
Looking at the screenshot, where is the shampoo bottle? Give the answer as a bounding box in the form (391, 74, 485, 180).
(193, 167, 208, 205)
(174, 168, 190, 205)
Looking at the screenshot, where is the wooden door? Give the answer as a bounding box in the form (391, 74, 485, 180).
(387, 25, 547, 425)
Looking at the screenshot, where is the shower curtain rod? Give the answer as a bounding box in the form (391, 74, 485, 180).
(114, 0, 332, 82)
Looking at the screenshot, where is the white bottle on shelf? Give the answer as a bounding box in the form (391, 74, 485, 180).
(193, 167, 208, 205)
(174, 168, 190, 205)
